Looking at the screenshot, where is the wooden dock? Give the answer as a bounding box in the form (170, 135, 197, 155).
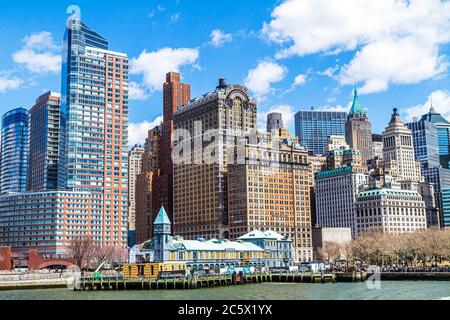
(75, 272, 364, 291)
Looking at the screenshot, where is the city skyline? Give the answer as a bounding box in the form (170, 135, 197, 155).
(0, 0, 449, 148)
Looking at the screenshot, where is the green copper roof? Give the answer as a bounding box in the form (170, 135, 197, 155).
(154, 206, 171, 225)
(421, 106, 450, 125)
(315, 166, 353, 180)
(350, 86, 367, 116)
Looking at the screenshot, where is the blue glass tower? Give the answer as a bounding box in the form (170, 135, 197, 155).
(0, 108, 29, 194)
(295, 108, 347, 155)
(420, 106, 450, 169)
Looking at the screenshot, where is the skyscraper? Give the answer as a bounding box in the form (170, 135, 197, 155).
(382, 108, 421, 182)
(420, 106, 450, 169)
(60, 18, 129, 247)
(135, 126, 161, 244)
(407, 108, 450, 228)
(0, 108, 29, 194)
(346, 87, 373, 164)
(173, 79, 257, 240)
(27, 91, 61, 191)
(295, 109, 347, 156)
(228, 130, 314, 262)
(158, 72, 191, 222)
(128, 145, 145, 246)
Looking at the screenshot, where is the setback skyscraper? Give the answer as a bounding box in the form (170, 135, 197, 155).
(345, 87, 373, 164)
(128, 145, 145, 246)
(27, 91, 61, 191)
(295, 109, 347, 156)
(0, 108, 29, 194)
(158, 72, 191, 222)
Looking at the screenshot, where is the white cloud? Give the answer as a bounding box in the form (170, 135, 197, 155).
(13, 31, 61, 74)
(316, 104, 351, 113)
(258, 104, 295, 131)
(244, 59, 288, 101)
(263, 0, 450, 93)
(0, 74, 23, 92)
(130, 47, 199, 92)
(210, 29, 233, 47)
(403, 90, 450, 122)
(293, 74, 307, 87)
(128, 81, 149, 101)
(128, 116, 163, 147)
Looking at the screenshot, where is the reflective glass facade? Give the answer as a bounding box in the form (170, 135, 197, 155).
(60, 18, 129, 247)
(442, 188, 450, 228)
(0, 108, 29, 194)
(406, 119, 440, 168)
(295, 110, 347, 155)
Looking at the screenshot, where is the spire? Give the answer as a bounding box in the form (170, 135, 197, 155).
(350, 85, 366, 116)
(429, 96, 436, 114)
(154, 206, 171, 225)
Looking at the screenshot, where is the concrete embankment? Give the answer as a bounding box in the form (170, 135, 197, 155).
(0, 278, 68, 291)
(371, 272, 450, 281)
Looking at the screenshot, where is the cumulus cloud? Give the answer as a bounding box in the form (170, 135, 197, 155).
(210, 29, 233, 47)
(130, 47, 199, 92)
(258, 104, 295, 131)
(128, 116, 163, 147)
(0, 74, 23, 92)
(293, 74, 307, 87)
(263, 0, 450, 93)
(13, 31, 61, 74)
(403, 90, 450, 122)
(0, 73, 23, 92)
(128, 81, 149, 101)
(244, 59, 288, 101)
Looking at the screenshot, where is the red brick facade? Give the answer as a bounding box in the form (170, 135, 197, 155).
(0, 247, 12, 270)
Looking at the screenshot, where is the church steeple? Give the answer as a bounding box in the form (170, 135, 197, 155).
(349, 85, 366, 116)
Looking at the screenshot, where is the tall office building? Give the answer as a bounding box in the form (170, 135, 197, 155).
(407, 111, 450, 228)
(0, 108, 29, 194)
(295, 109, 346, 156)
(420, 106, 450, 169)
(128, 145, 144, 246)
(157, 72, 191, 222)
(173, 79, 257, 240)
(27, 91, 61, 191)
(345, 87, 373, 164)
(382, 108, 421, 182)
(228, 130, 313, 262)
(266, 112, 284, 133)
(136, 127, 161, 244)
(315, 167, 367, 236)
(60, 18, 129, 247)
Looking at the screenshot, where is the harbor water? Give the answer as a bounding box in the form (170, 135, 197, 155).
(0, 281, 449, 300)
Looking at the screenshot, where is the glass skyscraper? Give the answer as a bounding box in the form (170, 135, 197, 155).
(60, 18, 129, 247)
(408, 108, 450, 228)
(420, 106, 450, 169)
(295, 109, 347, 155)
(0, 108, 29, 194)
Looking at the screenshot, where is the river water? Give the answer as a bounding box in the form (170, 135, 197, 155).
(0, 281, 449, 300)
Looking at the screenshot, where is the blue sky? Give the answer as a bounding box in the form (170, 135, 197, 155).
(0, 0, 449, 147)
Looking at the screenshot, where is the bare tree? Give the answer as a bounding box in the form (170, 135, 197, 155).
(68, 238, 95, 272)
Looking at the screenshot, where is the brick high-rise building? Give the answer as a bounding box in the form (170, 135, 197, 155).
(136, 127, 161, 244)
(173, 79, 257, 240)
(128, 145, 145, 246)
(228, 130, 314, 262)
(345, 87, 373, 165)
(158, 72, 191, 222)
